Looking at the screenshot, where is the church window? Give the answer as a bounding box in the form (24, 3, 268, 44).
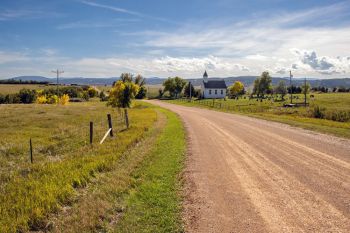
(209, 90, 212, 95)
(215, 90, 217, 94)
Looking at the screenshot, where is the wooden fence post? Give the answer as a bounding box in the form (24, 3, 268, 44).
(29, 138, 33, 164)
(107, 114, 113, 137)
(90, 121, 93, 144)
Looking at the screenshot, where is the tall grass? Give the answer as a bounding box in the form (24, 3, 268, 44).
(0, 102, 157, 232)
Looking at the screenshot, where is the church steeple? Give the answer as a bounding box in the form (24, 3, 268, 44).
(203, 70, 208, 83)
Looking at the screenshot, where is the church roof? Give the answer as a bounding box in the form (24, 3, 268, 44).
(203, 79, 227, 89)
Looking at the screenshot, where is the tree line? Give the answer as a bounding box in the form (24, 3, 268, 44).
(0, 79, 49, 85)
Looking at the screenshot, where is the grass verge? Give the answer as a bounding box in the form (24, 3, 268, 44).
(165, 98, 350, 139)
(114, 106, 186, 233)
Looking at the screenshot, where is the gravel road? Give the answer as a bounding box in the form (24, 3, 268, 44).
(148, 100, 350, 233)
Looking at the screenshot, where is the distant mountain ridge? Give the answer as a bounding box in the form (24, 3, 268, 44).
(4, 75, 350, 88)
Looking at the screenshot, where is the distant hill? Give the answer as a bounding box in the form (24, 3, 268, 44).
(6, 75, 350, 88)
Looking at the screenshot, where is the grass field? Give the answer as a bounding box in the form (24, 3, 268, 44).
(0, 84, 56, 94)
(0, 101, 160, 232)
(166, 93, 350, 139)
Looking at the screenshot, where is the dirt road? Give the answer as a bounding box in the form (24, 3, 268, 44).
(148, 100, 350, 233)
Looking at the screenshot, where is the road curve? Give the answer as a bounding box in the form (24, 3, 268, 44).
(147, 100, 350, 233)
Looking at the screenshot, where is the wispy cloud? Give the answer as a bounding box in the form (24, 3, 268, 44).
(0, 9, 41, 21)
(80, 0, 177, 24)
(57, 19, 139, 30)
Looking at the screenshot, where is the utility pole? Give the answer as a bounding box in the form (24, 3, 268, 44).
(52, 69, 64, 96)
(289, 70, 293, 104)
(189, 81, 192, 101)
(304, 77, 307, 106)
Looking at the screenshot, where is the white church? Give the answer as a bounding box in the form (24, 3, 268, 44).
(200, 71, 227, 99)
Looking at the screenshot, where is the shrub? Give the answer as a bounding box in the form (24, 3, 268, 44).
(135, 86, 147, 99)
(36, 95, 47, 104)
(311, 105, 326, 119)
(325, 110, 350, 122)
(99, 91, 108, 102)
(59, 94, 70, 105)
(87, 87, 98, 98)
(18, 89, 37, 104)
(47, 95, 59, 104)
(81, 91, 90, 101)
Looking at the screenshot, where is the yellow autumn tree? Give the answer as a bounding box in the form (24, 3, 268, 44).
(228, 81, 244, 98)
(108, 73, 140, 128)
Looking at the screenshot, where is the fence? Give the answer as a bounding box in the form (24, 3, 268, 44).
(0, 110, 129, 184)
(176, 97, 273, 113)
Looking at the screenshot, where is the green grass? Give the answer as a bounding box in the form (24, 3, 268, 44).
(115, 107, 186, 233)
(0, 101, 157, 232)
(165, 93, 350, 139)
(47, 103, 186, 233)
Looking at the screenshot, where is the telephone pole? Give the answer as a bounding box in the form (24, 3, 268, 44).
(289, 70, 293, 104)
(189, 81, 192, 101)
(304, 77, 307, 106)
(52, 69, 64, 96)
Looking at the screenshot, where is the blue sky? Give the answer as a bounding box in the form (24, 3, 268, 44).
(0, 0, 350, 79)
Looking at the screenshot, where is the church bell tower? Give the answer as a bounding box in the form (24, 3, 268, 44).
(203, 70, 208, 83)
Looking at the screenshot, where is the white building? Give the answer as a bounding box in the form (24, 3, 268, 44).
(200, 71, 227, 99)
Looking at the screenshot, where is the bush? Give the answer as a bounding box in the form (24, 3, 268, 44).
(311, 105, 326, 119)
(59, 94, 70, 105)
(18, 89, 37, 104)
(325, 110, 350, 122)
(87, 87, 98, 98)
(135, 86, 147, 99)
(36, 95, 47, 104)
(99, 91, 108, 102)
(47, 95, 59, 104)
(81, 91, 90, 101)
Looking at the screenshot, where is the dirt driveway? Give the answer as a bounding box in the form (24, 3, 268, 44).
(148, 100, 350, 233)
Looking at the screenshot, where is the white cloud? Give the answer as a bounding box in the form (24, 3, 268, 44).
(246, 54, 268, 61)
(1, 2, 350, 79)
(0, 51, 28, 64)
(291, 49, 350, 75)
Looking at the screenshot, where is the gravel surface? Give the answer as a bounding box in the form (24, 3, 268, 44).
(148, 100, 350, 233)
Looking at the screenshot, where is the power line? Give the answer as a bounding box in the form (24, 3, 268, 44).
(51, 69, 64, 96)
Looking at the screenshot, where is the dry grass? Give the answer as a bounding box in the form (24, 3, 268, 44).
(0, 84, 55, 94)
(0, 101, 157, 232)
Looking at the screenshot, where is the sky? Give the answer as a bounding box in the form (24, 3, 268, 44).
(0, 0, 350, 79)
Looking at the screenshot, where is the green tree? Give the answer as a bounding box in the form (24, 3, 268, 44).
(184, 82, 195, 98)
(108, 73, 139, 128)
(87, 87, 98, 98)
(228, 81, 244, 98)
(253, 71, 272, 98)
(134, 74, 147, 99)
(163, 76, 186, 98)
(274, 80, 287, 100)
(158, 88, 164, 98)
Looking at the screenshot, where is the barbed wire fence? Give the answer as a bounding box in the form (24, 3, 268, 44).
(0, 110, 127, 175)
